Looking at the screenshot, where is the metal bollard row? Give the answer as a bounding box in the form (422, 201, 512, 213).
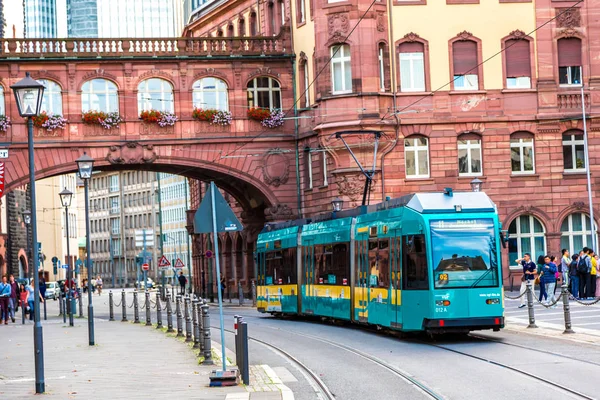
(251, 281, 257, 307)
(62, 295, 67, 323)
(192, 297, 200, 349)
(201, 300, 213, 365)
(59, 293, 64, 316)
(145, 291, 152, 326)
(121, 290, 127, 322)
(166, 293, 174, 333)
(526, 280, 537, 329)
(78, 288, 84, 318)
(197, 298, 204, 353)
(133, 291, 140, 324)
(176, 295, 184, 337)
(561, 284, 575, 334)
(109, 291, 115, 321)
(185, 296, 192, 342)
(238, 282, 244, 306)
(156, 292, 163, 329)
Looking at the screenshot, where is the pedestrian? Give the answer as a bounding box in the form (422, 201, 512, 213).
(39, 274, 47, 300)
(96, 275, 103, 296)
(8, 274, 19, 323)
(26, 279, 44, 321)
(82, 278, 88, 293)
(178, 271, 187, 295)
(569, 254, 580, 299)
(591, 252, 598, 298)
(536, 255, 547, 302)
(19, 283, 28, 318)
(220, 276, 226, 296)
(579, 247, 592, 299)
(550, 255, 559, 296)
(0, 276, 11, 324)
(541, 255, 558, 307)
(515, 253, 537, 308)
(561, 249, 571, 288)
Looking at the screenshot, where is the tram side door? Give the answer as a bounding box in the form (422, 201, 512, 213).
(356, 239, 369, 322)
(302, 241, 315, 314)
(257, 252, 266, 311)
(401, 234, 430, 331)
(390, 234, 402, 329)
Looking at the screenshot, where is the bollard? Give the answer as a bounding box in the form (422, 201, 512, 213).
(145, 291, 152, 326)
(21, 300, 25, 325)
(156, 292, 163, 329)
(197, 298, 204, 352)
(59, 293, 63, 316)
(192, 298, 200, 348)
(109, 291, 115, 321)
(166, 293, 174, 333)
(251, 281, 257, 307)
(121, 290, 127, 322)
(184, 296, 192, 342)
(234, 315, 241, 365)
(561, 284, 575, 334)
(171, 285, 174, 299)
(239, 321, 250, 385)
(201, 301, 214, 365)
(133, 291, 140, 324)
(176, 295, 184, 337)
(238, 282, 244, 306)
(43, 296, 47, 320)
(526, 280, 537, 328)
(78, 288, 84, 318)
(62, 295, 67, 323)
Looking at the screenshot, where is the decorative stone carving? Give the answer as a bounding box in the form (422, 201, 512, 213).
(180, 63, 188, 90)
(376, 13, 385, 33)
(555, 27, 583, 39)
(403, 32, 421, 42)
(32, 70, 62, 84)
(106, 142, 158, 164)
(139, 122, 175, 135)
(136, 69, 174, 87)
(557, 8, 580, 28)
(193, 68, 228, 83)
(508, 30, 526, 39)
(264, 204, 293, 221)
(337, 174, 363, 201)
(262, 149, 290, 187)
(81, 68, 118, 85)
(573, 201, 585, 210)
(124, 63, 133, 90)
(328, 13, 350, 42)
(68, 63, 76, 90)
(455, 30, 473, 41)
(83, 125, 120, 136)
(193, 121, 232, 135)
(35, 128, 63, 138)
(248, 67, 278, 80)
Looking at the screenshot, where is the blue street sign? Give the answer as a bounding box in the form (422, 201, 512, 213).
(193, 182, 243, 234)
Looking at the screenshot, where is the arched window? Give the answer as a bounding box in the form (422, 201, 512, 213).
(279, 0, 285, 27)
(508, 215, 546, 265)
(0, 86, 5, 115)
(137, 78, 174, 113)
(38, 79, 63, 115)
(228, 24, 234, 37)
(457, 133, 482, 176)
(404, 136, 429, 179)
(299, 58, 310, 108)
(250, 12, 257, 36)
(238, 18, 245, 37)
(510, 132, 535, 174)
(399, 41, 425, 92)
(247, 77, 281, 109)
(561, 213, 597, 252)
(331, 44, 352, 94)
(268, 2, 276, 35)
(192, 78, 228, 111)
(81, 79, 119, 113)
(558, 37, 582, 86)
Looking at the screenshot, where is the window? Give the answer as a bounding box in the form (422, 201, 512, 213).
(510, 133, 535, 174)
(367, 240, 389, 288)
(111, 218, 120, 235)
(268, 3, 275, 35)
(297, 0, 305, 23)
(505, 39, 531, 89)
(322, 151, 328, 186)
(304, 149, 313, 189)
(558, 38, 582, 86)
(299, 60, 310, 108)
(0, 86, 4, 115)
(109, 174, 119, 192)
(402, 235, 428, 290)
(250, 12, 257, 36)
(192, 78, 228, 111)
(458, 136, 482, 176)
(452, 40, 479, 90)
(399, 42, 425, 92)
(39, 80, 63, 115)
(238, 18, 245, 37)
(315, 243, 350, 285)
(378, 44, 386, 92)
(137, 78, 174, 113)
(561, 213, 596, 253)
(563, 131, 585, 172)
(508, 215, 546, 266)
(81, 79, 118, 113)
(404, 137, 429, 178)
(331, 44, 352, 94)
(247, 77, 282, 109)
(279, 0, 285, 27)
(110, 196, 119, 214)
(112, 238, 121, 256)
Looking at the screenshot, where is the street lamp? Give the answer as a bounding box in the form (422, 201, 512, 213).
(331, 198, 344, 212)
(59, 187, 74, 327)
(11, 72, 46, 394)
(22, 210, 32, 280)
(76, 152, 95, 346)
(470, 178, 483, 193)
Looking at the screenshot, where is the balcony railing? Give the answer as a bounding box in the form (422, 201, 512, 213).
(0, 29, 291, 59)
(557, 92, 591, 110)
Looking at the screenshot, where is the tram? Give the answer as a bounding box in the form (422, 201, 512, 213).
(256, 190, 505, 333)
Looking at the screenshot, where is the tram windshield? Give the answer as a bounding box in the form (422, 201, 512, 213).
(430, 219, 499, 289)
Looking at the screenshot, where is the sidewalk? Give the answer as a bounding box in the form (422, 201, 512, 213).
(0, 301, 291, 399)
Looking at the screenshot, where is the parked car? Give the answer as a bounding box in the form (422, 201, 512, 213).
(135, 277, 156, 289)
(45, 281, 59, 300)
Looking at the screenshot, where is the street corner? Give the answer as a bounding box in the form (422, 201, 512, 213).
(505, 317, 600, 346)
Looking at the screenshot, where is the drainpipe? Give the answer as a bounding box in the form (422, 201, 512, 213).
(380, 0, 400, 200)
(292, 56, 303, 218)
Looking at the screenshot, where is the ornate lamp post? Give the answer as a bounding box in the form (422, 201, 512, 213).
(331, 197, 344, 212)
(22, 210, 32, 280)
(10, 72, 46, 394)
(470, 178, 483, 192)
(76, 152, 95, 345)
(59, 187, 74, 327)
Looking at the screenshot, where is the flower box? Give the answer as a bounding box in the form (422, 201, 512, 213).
(33, 112, 67, 132)
(247, 108, 284, 128)
(139, 110, 178, 127)
(192, 108, 232, 126)
(82, 110, 122, 130)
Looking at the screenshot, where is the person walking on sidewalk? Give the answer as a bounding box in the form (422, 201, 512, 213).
(8, 275, 19, 323)
(578, 248, 592, 299)
(542, 256, 558, 307)
(178, 271, 187, 295)
(591, 252, 598, 298)
(536, 255, 547, 303)
(0, 276, 11, 324)
(561, 249, 571, 287)
(96, 276, 103, 296)
(26, 279, 44, 321)
(19, 283, 28, 318)
(569, 254, 580, 299)
(516, 253, 537, 308)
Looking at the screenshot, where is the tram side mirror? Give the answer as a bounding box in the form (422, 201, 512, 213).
(500, 230, 508, 248)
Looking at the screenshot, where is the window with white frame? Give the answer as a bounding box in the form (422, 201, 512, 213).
(331, 44, 352, 94)
(378, 44, 386, 92)
(563, 132, 586, 172)
(38, 80, 63, 115)
(247, 77, 282, 109)
(298, 0, 305, 23)
(305, 149, 313, 189)
(81, 79, 119, 113)
(452, 40, 479, 91)
(458, 137, 482, 176)
(558, 38, 582, 86)
(109, 175, 119, 192)
(508, 215, 546, 266)
(301, 61, 310, 108)
(510, 136, 535, 174)
(137, 78, 174, 113)
(192, 77, 229, 111)
(399, 42, 425, 92)
(322, 151, 328, 186)
(404, 137, 429, 178)
(505, 39, 532, 89)
(0, 86, 4, 115)
(561, 213, 597, 253)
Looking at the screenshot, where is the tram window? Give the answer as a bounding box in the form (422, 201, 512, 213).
(402, 235, 429, 290)
(368, 239, 390, 288)
(315, 243, 349, 284)
(265, 249, 297, 285)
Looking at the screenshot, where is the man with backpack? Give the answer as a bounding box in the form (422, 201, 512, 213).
(569, 254, 580, 299)
(578, 247, 592, 299)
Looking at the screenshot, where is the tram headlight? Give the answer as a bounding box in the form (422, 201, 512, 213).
(486, 298, 500, 305)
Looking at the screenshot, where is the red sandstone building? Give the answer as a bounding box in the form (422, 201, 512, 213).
(0, 1, 599, 291)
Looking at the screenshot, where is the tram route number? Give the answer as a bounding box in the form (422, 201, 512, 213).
(438, 273, 449, 281)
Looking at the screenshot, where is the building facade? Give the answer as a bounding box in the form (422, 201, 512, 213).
(66, 0, 97, 37)
(97, 0, 178, 38)
(24, 0, 58, 38)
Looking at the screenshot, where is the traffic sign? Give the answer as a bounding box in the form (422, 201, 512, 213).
(135, 229, 155, 247)
(205, 250, 213, 259)
(142, 263, 150, 271)
(0, 149, 8, 158)
(174, 258, 185, 268)
(0, 162, 5, 197)
(158, 255, 171, 269)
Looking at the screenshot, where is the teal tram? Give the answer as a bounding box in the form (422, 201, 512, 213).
(256, 191, 505, 333)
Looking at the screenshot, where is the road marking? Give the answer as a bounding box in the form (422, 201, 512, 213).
(225, 393, 250, 400)
(272, 366, 299, 383)
(261, 365, 295, 400)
